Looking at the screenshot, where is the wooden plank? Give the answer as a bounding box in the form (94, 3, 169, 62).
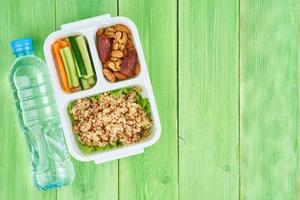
(240, 0, 300, 199)
(178, 0, 239, 199)
(55, 1, 119, 200)
(0, 0, 56, 199)
(118, 0, 178, 199)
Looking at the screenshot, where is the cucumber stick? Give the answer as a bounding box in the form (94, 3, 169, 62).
(68, 37, 87, 77)
(60, 47, 80, 88)
(59, 48, 72, 87)
(79, 76, 96, 90)
(75, 36, 94, 78)
(88, 76, 96, 86)
(79, 78, 90, 90)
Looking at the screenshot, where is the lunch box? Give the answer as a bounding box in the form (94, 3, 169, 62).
(43, 14, 161, 164)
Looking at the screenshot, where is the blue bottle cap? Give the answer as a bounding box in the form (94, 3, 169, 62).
(10, 38, 34, 55)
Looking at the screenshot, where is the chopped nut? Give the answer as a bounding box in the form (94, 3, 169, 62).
(120, 44, 126, 51)
(104, 30, 115, 38)
(106, 27, 116, 32)
(121, 32, 128, 44)
(112, 42, 119, 50)
(114, 72, 127, 80)
(108, 61, 119, 71)
(111, 57, 118, 61)
(108, 61, 115, 69)
(114, 60, 121, 71)
(114, 24, 130, 33)
(111, 50, 124, 58)
(115, 60, 122, 66)
(96, 28, 104, 37)
(115, 31, 122, 40)
(103, 69, 116, 82)
(134, 63, 140, 75)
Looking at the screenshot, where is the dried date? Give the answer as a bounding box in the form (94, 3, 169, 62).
(120, 49, 137, 77)
(98, 35, 112, 63)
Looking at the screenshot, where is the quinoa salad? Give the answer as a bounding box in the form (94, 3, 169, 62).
(68, 87, 152, 153)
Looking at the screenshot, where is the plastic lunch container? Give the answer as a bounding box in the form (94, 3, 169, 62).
(43, 14, 161, 164)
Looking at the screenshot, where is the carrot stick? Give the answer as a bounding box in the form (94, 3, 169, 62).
(58, 40, 69, 48)
(52, 41, 71, 92)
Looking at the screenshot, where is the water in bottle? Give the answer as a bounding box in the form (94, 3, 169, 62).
(9, 38, 75, 191)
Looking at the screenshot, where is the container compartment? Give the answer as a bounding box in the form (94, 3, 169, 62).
(51, 34, 97, 93)
(66, 85, 153, 155)
(96, 24, 141, 83)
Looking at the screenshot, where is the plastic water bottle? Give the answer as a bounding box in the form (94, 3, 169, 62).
(9, 38, 75, 191)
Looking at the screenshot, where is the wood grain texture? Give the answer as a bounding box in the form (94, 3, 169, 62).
(2, 0, 300, 199)
(118, 0, 178, 199)
(240, 0, 300, 199)
(55, 1, 119, 200)
(0, 0, 56, 199)
(178, 0, 239, 199)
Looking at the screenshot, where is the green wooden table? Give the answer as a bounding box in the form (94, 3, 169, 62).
(0, 0, 299, 199)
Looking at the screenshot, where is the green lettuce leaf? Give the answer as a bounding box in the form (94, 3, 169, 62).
(68, 86, 152, 154)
